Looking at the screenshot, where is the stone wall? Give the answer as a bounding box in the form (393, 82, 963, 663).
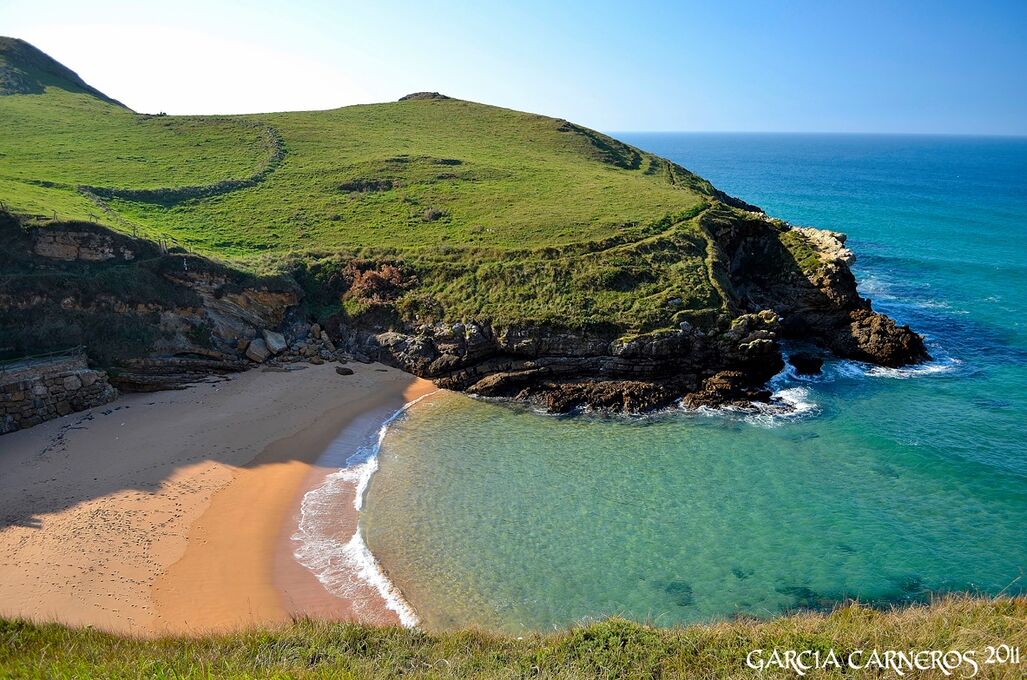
(0, 355, 117, 434)
(32, 229, 138, 261)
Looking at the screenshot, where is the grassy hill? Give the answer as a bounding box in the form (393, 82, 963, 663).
(0, 36, 123, 104)
(2, 596, 1024, 678)
(0, 37, 758, 334)
(0, 46, 718, 255)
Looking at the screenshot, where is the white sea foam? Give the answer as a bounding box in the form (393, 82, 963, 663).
(859, 271, 964, 316)
(829, 355, 961, 380)
(685, 366, 820, 427)
(291, 391, 436, 628)
(741, 385, 819, 427)
(864, 356, 962, 379)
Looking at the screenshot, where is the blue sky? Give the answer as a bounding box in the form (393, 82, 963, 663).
(3, 0, 1025, 134)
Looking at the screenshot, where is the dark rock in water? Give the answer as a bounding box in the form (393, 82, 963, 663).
(731, 566, 754, 580)
(776, 585, 832, 610)
(524, 379, 682, 414)
(973, 398, 1012, 409)
(893, 574, 926, 594)
(683, 370, 775, 409)
(787, 431, 820, 442)
(872, 463, 901, 479)
(843, 308, 930, 367)
(788, 352, 824, 375)
(663, 580, 695, 607)
(335, 366, 354, 376)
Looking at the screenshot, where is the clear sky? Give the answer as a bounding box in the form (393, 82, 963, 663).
(3, 0, 1025, 134)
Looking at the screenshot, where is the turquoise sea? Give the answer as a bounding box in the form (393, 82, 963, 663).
(357, 134, 1027, 631)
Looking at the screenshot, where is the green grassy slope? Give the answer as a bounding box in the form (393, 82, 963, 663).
(0, 89, 714, 253)
(2, 596, 1024, 679)
(0, 38, 716, 254)
(110, 102, 714, 255)
(0, 37, 123, 104)
(0, 38, 759, 334)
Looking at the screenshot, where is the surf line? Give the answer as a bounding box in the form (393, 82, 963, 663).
(292, 390, 438, 628)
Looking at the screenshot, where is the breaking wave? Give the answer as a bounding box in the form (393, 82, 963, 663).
(292, 392, 436, 628)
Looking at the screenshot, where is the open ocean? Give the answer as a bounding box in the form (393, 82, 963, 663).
(320, 134, 1027, 631)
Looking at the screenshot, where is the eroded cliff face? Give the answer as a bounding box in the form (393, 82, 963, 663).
(698, 206, 928, 367)
(356, 310, 784, 412)
(0, 216, 301, 391)
(341, 204, 928, 412)
(1, 205, 928, 415)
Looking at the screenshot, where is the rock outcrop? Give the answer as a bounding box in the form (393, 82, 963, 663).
(1, 203, 929, 420)
(354, 308, 786, 412)
(32, 228, 138, 262)
(261, 329, 288, 355)
(698, 206, 928, 367)
(1, 216, 301, 393)
(398, 92, 452, 101)
(328, 206, 927, 413)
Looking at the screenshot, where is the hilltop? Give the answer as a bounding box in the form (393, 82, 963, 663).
(0, 38, 926, 414)
(0, 37, 124, 105)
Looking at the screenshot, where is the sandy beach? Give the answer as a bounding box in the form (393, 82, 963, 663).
(0, 361, 435, 636)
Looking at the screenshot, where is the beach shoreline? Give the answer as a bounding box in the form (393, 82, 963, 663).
(0, 361, 434, 636)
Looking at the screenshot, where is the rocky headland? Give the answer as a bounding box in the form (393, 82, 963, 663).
(0, 201, 927, 427)
(361, 205, 927, 411)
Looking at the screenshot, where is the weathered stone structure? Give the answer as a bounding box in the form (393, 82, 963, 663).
(31, 228, 138, 262)
(0, 354, 117, 434)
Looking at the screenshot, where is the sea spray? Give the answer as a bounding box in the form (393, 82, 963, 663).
(292, 391, 437, 628)
(682, 345, 958, 428)
(683, 361, 820, 428)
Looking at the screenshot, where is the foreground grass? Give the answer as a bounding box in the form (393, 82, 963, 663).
(2, 596, 1024, 678)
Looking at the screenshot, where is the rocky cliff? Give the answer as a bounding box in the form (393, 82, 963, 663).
(0, 214, 302, 391)
(0, 204, 927, 417)
(346, 205, 927, 412)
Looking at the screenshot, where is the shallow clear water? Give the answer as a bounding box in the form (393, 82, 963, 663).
(361, 134, 1027, 632)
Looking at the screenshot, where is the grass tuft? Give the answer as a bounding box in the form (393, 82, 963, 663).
(0, 596, 1023, 678)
